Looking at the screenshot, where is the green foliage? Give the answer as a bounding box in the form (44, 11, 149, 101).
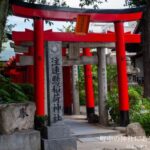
(135, 115, 150, 135)
(106, 65, 150, 135)
(78, 66, 86, 105)
(106, 86, 150, 135)
(131, 96, 150, 135)
(106, 87, 119, 123)
(19, 83, 34, 101)
(92, 65, 99, 101)
(78, 64, 117, 105)
(0, 75, 32, 104)
(107, 65, 117, 91)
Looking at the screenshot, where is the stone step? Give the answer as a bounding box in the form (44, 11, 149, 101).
(0, 130, 41, 150)
(42, 125, 71, 139)
(42, 137, 77, 150)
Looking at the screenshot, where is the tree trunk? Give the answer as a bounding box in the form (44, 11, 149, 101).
(143, 2, 150, 98)
(0, 0, 9, 51)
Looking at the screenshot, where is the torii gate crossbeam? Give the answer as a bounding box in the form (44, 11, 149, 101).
(12, 30, 141, 43)
(11, 0, 143, 22)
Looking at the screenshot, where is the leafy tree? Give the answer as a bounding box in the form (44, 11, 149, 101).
(0, 0, 9, 51)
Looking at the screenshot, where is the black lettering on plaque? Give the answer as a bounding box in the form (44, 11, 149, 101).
(46, 42, 63, 125)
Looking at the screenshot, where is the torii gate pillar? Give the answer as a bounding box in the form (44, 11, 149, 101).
(62, 48, 73, 115)
(34, 18, 45, 116)
(115, 22, 129, 126)
(83, 48, 95, 118)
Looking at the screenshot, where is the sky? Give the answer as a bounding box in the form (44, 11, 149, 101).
(66, 0, 127, 9)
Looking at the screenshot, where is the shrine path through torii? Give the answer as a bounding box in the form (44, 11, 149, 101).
(10, 0, 144, 126)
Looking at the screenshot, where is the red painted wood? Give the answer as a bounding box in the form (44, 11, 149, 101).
(34, 19, 45, 116)
(83, 48, 95, 109)
(62, 48, 73, 114)
(115, 22, 129, 111)
(12, 31, 141, 43)
(12, 4, 143, 22)
(63, 66, 73, 111)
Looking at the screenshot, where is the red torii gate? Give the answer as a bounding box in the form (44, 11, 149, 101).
(11, 0, 143, 126)
(13, 29, 140, 43)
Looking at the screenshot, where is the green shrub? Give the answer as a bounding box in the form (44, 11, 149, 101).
(107, 65, 117, 91)
(78, 66, 86, 105)
(131, 97, 150, 135)
(0, 75, 32, 104)
(78, 65, 117, 105)
(78, 63, 150, 135)
(132, 111, 150, 135)
(19, 83, 34, 101)
(106, 87, 119, 124)
(106, 86, 150, 135)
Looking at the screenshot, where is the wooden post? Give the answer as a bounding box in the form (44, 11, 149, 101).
(114, 22, 129, 126)
(83, 48, 95, 118)
(62, 48, 73, 115)
(34, 18, 45, 116)
(97, 48, 108, 125)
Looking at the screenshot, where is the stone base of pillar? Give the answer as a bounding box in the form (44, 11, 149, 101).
(41, 122, 77, 150)
(86, 107, 99, 123)
(0, 130, 41, 150)
(120, 111, 130, 127)
(64, 107, 72, 115)
(86, 107, 95, 117)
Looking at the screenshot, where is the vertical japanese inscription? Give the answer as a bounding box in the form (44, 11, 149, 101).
(46, 42, 63, 125)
